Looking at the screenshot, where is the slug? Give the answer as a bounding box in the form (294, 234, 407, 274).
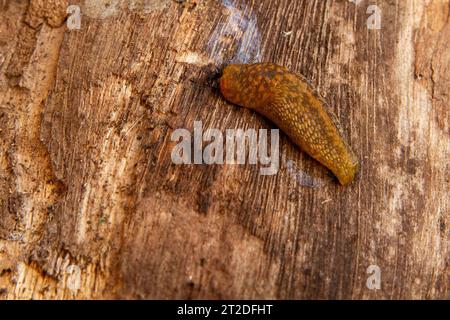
(219, 62, 359, 185)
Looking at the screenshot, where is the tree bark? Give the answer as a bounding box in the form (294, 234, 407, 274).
(0, 0, 448, 299)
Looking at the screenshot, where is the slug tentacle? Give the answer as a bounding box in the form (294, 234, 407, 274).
(219, 62, 359, 186)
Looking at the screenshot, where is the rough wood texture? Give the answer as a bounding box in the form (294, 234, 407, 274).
(0, 0, 448, 299)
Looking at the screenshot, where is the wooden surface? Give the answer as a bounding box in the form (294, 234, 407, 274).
(0, 0, 448, 299)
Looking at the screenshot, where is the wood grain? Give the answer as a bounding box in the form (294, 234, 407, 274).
(0, 0, 448, 299)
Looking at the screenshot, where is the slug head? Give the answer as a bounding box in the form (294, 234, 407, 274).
(220, 63, 289, 110)
(219, 64, 249, 107)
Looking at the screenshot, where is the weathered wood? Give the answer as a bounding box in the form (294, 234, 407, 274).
(0, 0, 448, 299)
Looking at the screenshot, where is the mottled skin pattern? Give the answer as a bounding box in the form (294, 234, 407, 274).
(220, 62, 359, 185)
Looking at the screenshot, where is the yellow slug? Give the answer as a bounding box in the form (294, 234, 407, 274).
(219, 62, 359, 185)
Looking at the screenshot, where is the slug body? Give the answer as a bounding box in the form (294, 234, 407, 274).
(220, 62, 359, 185)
